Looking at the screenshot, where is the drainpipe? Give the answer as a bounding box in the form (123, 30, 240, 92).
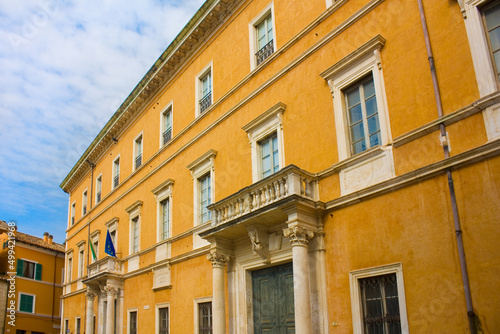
(85, 160, 95, 273)
(416, 0, 476, 332)
(52, 250, 57, 323)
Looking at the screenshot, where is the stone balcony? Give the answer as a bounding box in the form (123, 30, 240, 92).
(203, 165, 322, 239)
(88, 256, 123, 278)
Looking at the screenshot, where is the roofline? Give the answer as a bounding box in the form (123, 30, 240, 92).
(59, 0, 218, 192)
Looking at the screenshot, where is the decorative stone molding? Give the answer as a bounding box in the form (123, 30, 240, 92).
(207, 250, 230, 268)
(102, 285, 117, 297)
(283, 226, 314, 246)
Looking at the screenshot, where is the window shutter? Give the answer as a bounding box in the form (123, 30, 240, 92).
(16, 259, 24, 276)
(35, 263, 42, 281)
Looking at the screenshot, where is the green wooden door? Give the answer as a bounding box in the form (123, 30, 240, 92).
(252, 262, 295, 334)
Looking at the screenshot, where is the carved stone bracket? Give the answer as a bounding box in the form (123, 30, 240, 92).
(247, 226, 270, 264)
(207, 250, 230, 268)
(283, 226, 314, 246)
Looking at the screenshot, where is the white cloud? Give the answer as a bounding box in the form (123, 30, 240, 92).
(0, 0, 205, 242)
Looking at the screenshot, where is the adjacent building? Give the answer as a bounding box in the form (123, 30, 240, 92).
(59, 0, 500, 333)
(0, 221, 65, 334)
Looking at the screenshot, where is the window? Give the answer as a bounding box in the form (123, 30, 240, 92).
(134, 133, 143, 171)
(16, 330, 26, 334)
(187, 150, 216, 227)
(196, 62, 213, 116)
(259, 133, 279, 178)
(242, 102, 286, 182)
(345, 75, 381, 155)
(160, 199, 170, 240)
(161, 104, 173, 146)
(64, 319, 69, 334)
(19, 293, 35, 313)
(78, 248, 85, 277)
(16, 259, 42, 280)
(96, 175, 102, 203)
(129, 310, 138, 334)
(198, 302, 212, 334)
(131, 217, 139, 253)
(350, 263, 409, 334)
(76, 317, 81, 334)
(199, 174, 211, 224)
(483, 2, 500, 82)
(152, 179, 174, 243)
(67, 256, 73, 282)
(158, 306, 169, 334)
(113, 156, 120, 189)
(110, 230, 116, 246)
(71, 202, 76, 226)
(359, 274, 401, 333)
(250, 4, 276, 69)
(82, 190, 88, 215)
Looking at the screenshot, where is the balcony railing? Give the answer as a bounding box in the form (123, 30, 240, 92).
(114, 175, 119, 188)
(88, 256, 123, 278)
(71, 216, 75, 225)
(256, 40, 274, 65)
(199, 92, 212, 113)
(83, 205, 87, 215)
(210, 165, 317, 227)
(163, 128, 172, 145)
(96, 191, 101, 203)
(135, 154, 142, 170)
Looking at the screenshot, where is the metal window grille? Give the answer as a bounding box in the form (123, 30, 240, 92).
(198, 302, 212, 334)
(256, 40, 274, 65)
(359, 273, 401, 334)
(113, 174, 119, 188)
(159, 307, 169, 334)
(135, 154, 142, 170)
(129, 311, 137, 334)
(163, 127, 172, 145)
(83, 205, 87, 215)
(71, 216, 75, 225)
(199, 92, 212, 113)
(96, 191, 101, 203)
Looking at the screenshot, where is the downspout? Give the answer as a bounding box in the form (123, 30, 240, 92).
(52, 250, 57, 323)
(85, 160, 95, 272)
(416, 1, 477, 333)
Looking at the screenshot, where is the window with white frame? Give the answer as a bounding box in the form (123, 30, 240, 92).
(161, 104, 173, 146)
(320, 35, 390, 161)
(70, 202, 76, 226)
(96, 174, 102, 203)
(198, 301, 212, 334)
(64, 319, 69, 334)
(350, 263, 409, 334)
(106, 217, 119, 249)
(242, 102, 286, 182)
(187, 150, 216, 226)
(82, 190, 88, 215)
(19, 293, 35, 313)
(483, 2, 500, 82)
(250, 4, 276, 69)
(77, 242, 85, 278)
(67, 253, 73, 282)
(113, 156, 120, 189)
(90, 230, 100, 263)
(134, 133, 143, 171)
(126, 201, 142, 255)
(156, 304, 170, 334)
(196, 63, 213, 116)
(128, 309, 138, 334)
(152, 179, 174, 242)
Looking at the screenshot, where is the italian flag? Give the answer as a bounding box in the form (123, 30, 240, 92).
(89, 237, 97, 261)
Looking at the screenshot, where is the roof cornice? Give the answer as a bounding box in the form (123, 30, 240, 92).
(60, 0, 245, 193)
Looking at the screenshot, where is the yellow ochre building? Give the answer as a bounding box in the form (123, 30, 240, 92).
(0, 221, 65, 334)
(59, 0, 500, 333)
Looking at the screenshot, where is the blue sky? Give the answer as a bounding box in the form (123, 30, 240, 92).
(0, 0, 204, 244)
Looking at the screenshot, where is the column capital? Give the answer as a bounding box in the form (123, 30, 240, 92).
(101, 285, 117, 297)
(207, 250, 230, 268)
(85, 289, 97, 301)
(283, 226, 314, 246)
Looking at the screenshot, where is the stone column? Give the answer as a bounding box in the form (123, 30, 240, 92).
(207, 250, 230, 334)
(104, 286, 116, 334)
(283, 225, 314, 334)
(85, 289, 96, 334)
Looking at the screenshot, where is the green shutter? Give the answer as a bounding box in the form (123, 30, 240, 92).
(16, 259, 24, 276)
(35, 263, 42, 281)
(19, 294, 33, 313)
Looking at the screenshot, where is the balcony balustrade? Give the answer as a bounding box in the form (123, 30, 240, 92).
(210, 165, 317, 227)
(114, 175, 119, 188)
(163, 128, 172, 145)
(256, 40, 274, 65)
(135, 154, 142, 170)
(199, 92, 212, 113)
(88, 256, 123, 278)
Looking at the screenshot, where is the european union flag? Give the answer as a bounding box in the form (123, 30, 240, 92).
(105, 229, 116, 257)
